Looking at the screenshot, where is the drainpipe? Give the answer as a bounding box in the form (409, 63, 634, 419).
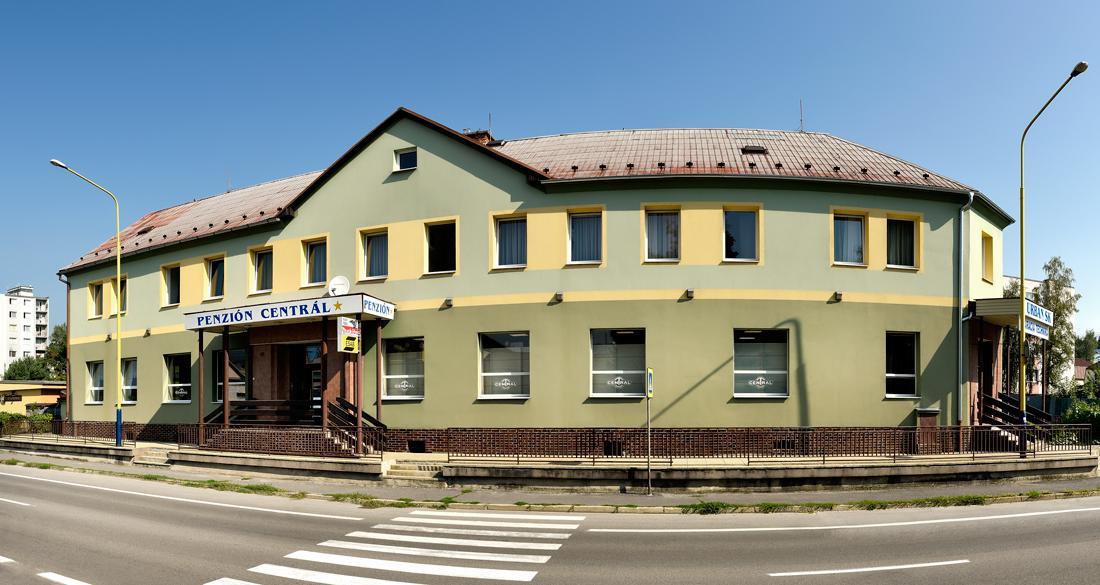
(57, 272, 71, 428)
(957, 192, 975, 426)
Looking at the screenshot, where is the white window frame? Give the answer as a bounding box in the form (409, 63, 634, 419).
(722, 209, 760, 262)
(303, 239, 328, 286)
(163, 353, 192, 404)
(567, 212, 602, 265)
(205, 256, 226, 299)
(589, 328, 646, 398)
(885, 331, 920, 399)
(363, 230, 389, 281)
(252, 248, 273, 294)
(424, 221, 457, 275)
(732, 329, 790, 398)
(644, 209, 680, 262)
(382, 337, 425, 401)
(832, 214, 867, 266)
(478, 331, 530, 400)
(162, 264, 181, 307)
(393, 147, 417, 172)
(494, 216, 527, 269)
(86, 361, 104, 404)
(121, 357, 138, 405)
(885, 218, 918, 270)
(89, 282, 104, 318)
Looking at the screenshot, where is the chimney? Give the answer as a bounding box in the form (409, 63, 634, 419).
(463, 129, 495, 145)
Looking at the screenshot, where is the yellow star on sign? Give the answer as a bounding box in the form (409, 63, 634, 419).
(332, 302, 342, 310)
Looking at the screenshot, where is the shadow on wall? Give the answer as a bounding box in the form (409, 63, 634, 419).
(651, 318, 809, 427)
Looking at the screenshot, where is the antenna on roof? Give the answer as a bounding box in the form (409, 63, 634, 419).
(488, 112, 492, 134)
(799, 98, 805, 133)
(226, 169, 232, 193)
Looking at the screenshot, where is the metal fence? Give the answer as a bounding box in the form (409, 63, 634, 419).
(0, 419, 136, 448)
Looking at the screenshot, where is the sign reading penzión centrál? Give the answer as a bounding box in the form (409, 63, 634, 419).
(184, 293, 394, 330)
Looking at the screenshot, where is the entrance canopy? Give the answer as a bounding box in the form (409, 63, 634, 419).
(184, 293, 395, 332)
(971, 297, 1053, 340)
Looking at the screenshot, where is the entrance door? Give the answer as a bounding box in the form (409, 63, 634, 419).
(980, 341, 995, 396)
(288, 343, 323, 413)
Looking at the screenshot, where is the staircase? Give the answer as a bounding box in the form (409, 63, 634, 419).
(132, 446, 172, 468)
(385, 461, 444, 484)
(980, 393, 1052, 426)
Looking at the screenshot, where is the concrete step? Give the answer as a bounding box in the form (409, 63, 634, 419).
(385, 469, 441, 479)
(133, 458, 171, 468)
(384, 475, 445, 485)
(389, 463, 443, 472)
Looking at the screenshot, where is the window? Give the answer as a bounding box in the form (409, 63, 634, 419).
(426, 222, 456, 274)
(495, 217, 527, 268)
(591, 329, 645, 396)
(886, 332, 918, 397)
(164, 265, 181, 306)
(121, 358, 138, 403)
(7, 351, 13, 358)
(833, 214, 866, 265)
(569, 213, 602, 263)
(395, 148, 417, 171)
(305, 240, 327, 285)
(7, 312, 13, 318)
(253, 249, 273, 292)
(479, 332, 529, 398)
(383, 337, 424, 399)
(90, 283, 104, 317)
(87, 361, 104, 403)
(164, 354, 192, 402)
(982, 232, 994, 283)
(723, 210, 758, 261)
(645, 210, 680, 261)
(364, 232, 388, 279)
(733, 329, 789, 397)
(214, 348, 248, 402)
(887, 219, 916, 268)
(206, 257, 225, 298)
(115, 277, 128, 314)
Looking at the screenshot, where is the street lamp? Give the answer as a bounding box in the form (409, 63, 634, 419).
(1018, 61, 1087, 425)
(50, 159, 124, 447)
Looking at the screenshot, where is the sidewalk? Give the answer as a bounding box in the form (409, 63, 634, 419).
(4, 446, 1100, 509)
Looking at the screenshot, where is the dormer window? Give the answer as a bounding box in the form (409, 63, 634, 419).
(394, 148, 417, 171)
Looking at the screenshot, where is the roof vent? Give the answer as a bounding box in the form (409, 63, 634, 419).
(717, 162, 726, 168)
(741, 145, 768, 155)
(571, 165, 579, 171)
(804, 163, 812, 170)
(833, 166, 841, 172)
(598, 164, 607, 170)
(774, 162, 783, 169)
(657, 162, 665, 168)
(543, 167, 550, 173)
(893, 170, 901, 176)
(748, 161, 757, 169)
(860, 168, 868, 174)
(626, 163, 635, 169)
(685, 161, 693, 167)
(135, 225, 155, 236)
(922, 173, 930, 179)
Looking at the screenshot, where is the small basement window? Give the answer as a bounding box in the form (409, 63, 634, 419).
(394, 148, 417, 171)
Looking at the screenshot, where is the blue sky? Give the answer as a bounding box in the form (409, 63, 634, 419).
(2, 1, 1097, 332)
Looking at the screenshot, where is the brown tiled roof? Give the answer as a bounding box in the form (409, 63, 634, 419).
(492, 128, 973, 192)
(61, 171, 320, 272)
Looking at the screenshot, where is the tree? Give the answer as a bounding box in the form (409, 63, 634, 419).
(43, 324, 66, 381)
(1001, 256, 1081, 394)
(3, 356, 51, 381)
(1076, 329, 1098, 361)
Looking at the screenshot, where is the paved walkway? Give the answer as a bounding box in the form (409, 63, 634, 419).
(4, 446, 1100, 507)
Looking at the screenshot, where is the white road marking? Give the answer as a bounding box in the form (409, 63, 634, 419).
(408, 510, 585, 521)
(769, 559, 970, 577)
(204, 579, 261, 585)
(320, 539, 551, 563)
(0, 555, 13, 563)
(0, 471, 361, 521)
(347, 530, 562, 550)
(285, 550, 539, 582)
(592, 506, 1100, 533)
(250, 564, 419, 585)
(0, 496, 31, 507)
(373, 523, 571, 539)
(37, 573, 93, 585)
(393, 516, 579, 530)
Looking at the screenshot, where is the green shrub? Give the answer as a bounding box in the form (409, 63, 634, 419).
(1062, 400, 1100, 436)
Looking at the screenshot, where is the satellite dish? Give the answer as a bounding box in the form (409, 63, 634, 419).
(327, 275, 350, 297)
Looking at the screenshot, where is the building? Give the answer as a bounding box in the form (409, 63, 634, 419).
(1075, 358, 1095, 387)
(59, 108, 1030, 455)
(0, 380, 64, 416)
(0, 285, 49, 375)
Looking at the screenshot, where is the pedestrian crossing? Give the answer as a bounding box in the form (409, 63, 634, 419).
(205, 508, 585, 584)
(0, 553, 92, 584)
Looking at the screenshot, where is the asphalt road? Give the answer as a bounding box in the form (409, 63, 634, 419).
(3, 465, 1100, 584)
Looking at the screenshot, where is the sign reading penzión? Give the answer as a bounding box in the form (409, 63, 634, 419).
(184, 293, 394, 330)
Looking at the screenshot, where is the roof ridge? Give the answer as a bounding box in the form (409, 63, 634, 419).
(497, 127, 829, 144)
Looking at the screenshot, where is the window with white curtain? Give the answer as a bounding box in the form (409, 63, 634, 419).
(569, 213, 602, 263)
(886, 219, 916, 268)
(723, 210, 758, 261)
(590, 329, 645, 396)
(384, 337, 424, 399)
(496, 217, 527, 267)
(364, 231, 388, 278)
(833, 214, 865, 265)
(122, 358, 138, 404)
(645, 210, 680, 261)
(479, 332, 530, 398)
(87, 361, 104, 403)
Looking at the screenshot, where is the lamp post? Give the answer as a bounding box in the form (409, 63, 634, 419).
(50, 159, 124, 447)
(1018, 61, 1087, 427)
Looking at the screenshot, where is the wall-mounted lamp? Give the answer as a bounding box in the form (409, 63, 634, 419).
(685, 288, 695, 300)
(143, 328, 152, 338)
(105, 334, 112, 342)
(441, 297, 453, 309)
(833, 291, 844, 302)
(552, 291, 564, 303)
